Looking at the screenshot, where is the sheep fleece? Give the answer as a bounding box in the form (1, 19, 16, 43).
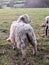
(9, 22, 37, 49)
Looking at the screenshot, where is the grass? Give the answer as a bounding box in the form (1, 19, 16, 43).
(0, 8, 49, 65)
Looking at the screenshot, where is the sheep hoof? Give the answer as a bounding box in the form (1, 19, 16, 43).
(6, 38, 11, 42)
(13, 48, 15, 50)
(13, 47, 16, 50)
(34, 53, 36, 56)
(23, 57, 26, 61)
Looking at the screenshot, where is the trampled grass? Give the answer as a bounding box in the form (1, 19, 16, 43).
(0, 8, 49, 65)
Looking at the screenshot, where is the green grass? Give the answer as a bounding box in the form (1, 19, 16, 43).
(0, 8, 49, 45)
(0, 8, 49, 65)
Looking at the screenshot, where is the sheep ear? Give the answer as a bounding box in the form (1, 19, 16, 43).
(21, 17, 25, 21)
(46, 20, 48, 23)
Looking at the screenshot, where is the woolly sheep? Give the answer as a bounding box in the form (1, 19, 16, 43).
(45, 16, 49, 36)
(41, 16, 49, 37)
(7, 14, 37, 59)
(45, 16, 49, 23)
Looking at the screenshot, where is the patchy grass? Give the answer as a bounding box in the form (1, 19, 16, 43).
(0, 8, 49, 65)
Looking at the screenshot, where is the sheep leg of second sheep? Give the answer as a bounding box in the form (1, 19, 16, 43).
(27, 28, 37, 56)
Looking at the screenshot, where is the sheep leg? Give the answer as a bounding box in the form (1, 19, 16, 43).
(12, 42, 16, 50)
(32, 43, 37, 56)
(26, 29, 37, 56)
(20, 42, 26, 59)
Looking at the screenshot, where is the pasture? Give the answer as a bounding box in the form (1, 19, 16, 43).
(0, 8, 49, 65)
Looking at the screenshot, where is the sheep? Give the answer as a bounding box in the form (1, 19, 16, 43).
(41, 16, 49, 37)
(45, 16, 49, 23)
(45, 16, 49, 37)
(7, 14, 37, 59)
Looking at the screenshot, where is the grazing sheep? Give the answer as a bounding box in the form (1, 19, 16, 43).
(7, 14, 37, 59)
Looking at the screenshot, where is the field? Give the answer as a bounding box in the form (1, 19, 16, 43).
(0, 8, 49, 65)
